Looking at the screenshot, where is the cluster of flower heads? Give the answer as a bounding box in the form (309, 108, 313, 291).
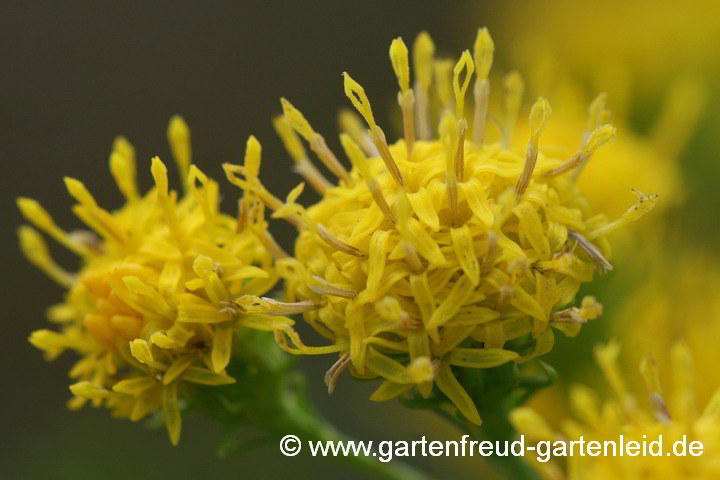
(223, 29, 657, 424)
(18, 118, 300, 444)
(511, 341, 720, 479)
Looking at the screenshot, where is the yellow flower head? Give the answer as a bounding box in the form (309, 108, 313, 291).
(223, 30, 656, 425)
(19, 118, 294, 445)
(512, 341, 720, 479)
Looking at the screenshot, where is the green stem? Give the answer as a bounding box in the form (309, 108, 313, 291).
(471, 407, 540, 480)
(278, 388, 434, 480)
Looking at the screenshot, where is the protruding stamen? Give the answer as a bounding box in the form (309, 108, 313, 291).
(235, 296, 320, 315)
(472, 28, 494, 144)
(225, 167, 282, 213)
(17, 226, 75, 287)
(412, 32, 435, 140)
(439, 112, 460, 226)
(343, 72, 405, 187)
(571, 93, 611, 180)
(65, 177, 130, 245)
(567, 230, 613, 274)
(390, 37, 411, 94)
(343, 73, 376, 127)
(316, 224, 366, 258)
(588, 189, 658, 239)
(516, 97, 552, 199)
(112, 136, 135, 165)
(370, 126, 404, 187)
(339, 134, 395, 223)
(109, 150, 139, 202)
(280, 98, 352, 184)
(503, 71, 524, 146)
(454, 120, 468, 184)
(150, 157, 185, 245)
(398, 90, 415, 154)
(268, 182, 310, 230)
(224, 139, 304, 230)
(587, 93, 610, 132)
(338, 109, 377, 156)
(167, 116, 191, 190)
(544, 124, 616, 177)
(272, 115, 332, 194)
(16, 197, 95, 258)
(311, 134, 352, 184)
(453, 50, 474, 122)
(248, 217, 289, 260)
(308, 275, 358, 299)
(324, 353, 351, 395)
(243, 135, 262, 178)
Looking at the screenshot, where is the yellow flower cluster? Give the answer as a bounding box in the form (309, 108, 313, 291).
(18, 118, 294, 445)
(511, 341, 720, 479)
(223, 30, 657, 424)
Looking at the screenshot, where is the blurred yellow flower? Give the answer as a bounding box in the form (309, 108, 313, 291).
(614, 253, 720, 409)
(512, 341, 720, 479)
(492, 0, 720, 101)
(486, 1, 707, 223)
(19, 118, 295, 445)
(508, 82, 699, 220)
(224, 30, 657, 425)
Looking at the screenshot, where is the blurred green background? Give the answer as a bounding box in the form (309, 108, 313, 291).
(2, 1, 718, 479)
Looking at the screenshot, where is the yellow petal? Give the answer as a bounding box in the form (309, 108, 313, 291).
(211, 327, 233, 373)
(163, 355, 196, 385)
(446, 348, 519, 368)
(181, 366, 236, 386)
(364, 348, 411, 384)
(70, 381, 109, 400)
(406, 187, 440, 231)
(451, 225, 480, 286)
(370, 380, 413, 402)
(162, 382, 182, 446)
(129, 339, 154, 365)
(435, 362, 481, 425)
(364, 230, 390, 301)
(427, 274, 474, 330)
(113, 376, 157, 395)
